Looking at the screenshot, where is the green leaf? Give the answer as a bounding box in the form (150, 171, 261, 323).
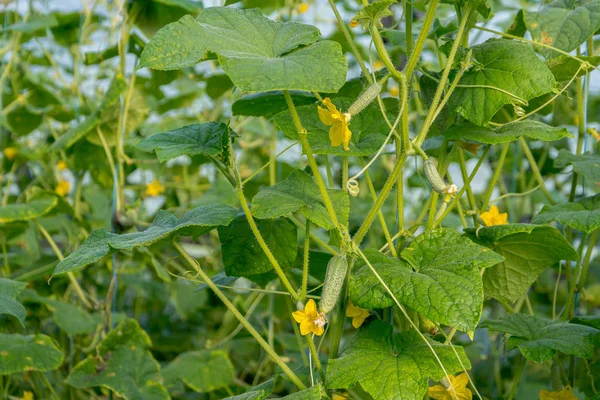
(546, 55, 600, 81)
(138, 15, 206, 70)
(554, 149, 600, 184)
(0, 279, 27, 327)
(53, 204, 237, 275)
(481, 314, 600, 362)
(352, 0, 397, 29)
(327, 320, 471, 400)
(232, 91, 316, 119)
(218, 215, 297, 277)
(195, 7, 347, 92)
(350, 229, 503, 331)
(524, 0, 600, 58)
(280, 384, 325, 399)
(50, 75, 127, 151)
(251, 169, 349, 230)
(223, 375, 282, 400)
(0, 334, 64, 375)
(533, 194, 600, 233)
(52, 229, 118, 276)
(162, 350, 234, 392)
(66, 319, 168, 399)
(449, 38, 555, 126)
(135, 122, 230, 162)
(444, 120, 572, 144)
(271, 98, 398, 156)
(0, 195, 58, 224)
(571, 315, 600, 329)
(465, 224, 578, 303)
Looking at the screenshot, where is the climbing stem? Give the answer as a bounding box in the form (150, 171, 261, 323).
(518, 137, 555, 205)
(300, 220, 311, 301)
(307, 334, 326, 384)
(174, 242, 306, 390)
(480, 143, 510, 211)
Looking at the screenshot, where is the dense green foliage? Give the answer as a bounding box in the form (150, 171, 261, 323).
(1, 0, 600, 399)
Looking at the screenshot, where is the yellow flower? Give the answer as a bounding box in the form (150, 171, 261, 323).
(57, 160, 68, 171)
(479, 205, 508, 226)
(346, 300, 369, 328)
(298, 2, 309, 13)
(588, 127, 600, 142)
(318, 98, 352, 151)
(292, 299, 326, 336)
(3, 147, 17, 160)
(539, 386, 578, 400)
(349, 19, 359, 28)
(428, 373, 472, 400)
(55, 180, 70, 197)
(145, 179, 165, 197)
(21, 391, 34, 400)
(389, 85, 399, 97)
(373, 60, 384, 70)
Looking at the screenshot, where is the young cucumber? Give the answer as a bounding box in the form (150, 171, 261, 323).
(319, 255, 349, 314)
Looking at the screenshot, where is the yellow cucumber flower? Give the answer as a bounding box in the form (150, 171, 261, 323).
(349, 19, 359, 28)
(318, 98, 352, 151)
(346, 300, 369, 328)
(539, 386, 578, 400)
(3, 147, 17, 160)
(480, 205, 508, 226)
(428, 373, 472, 400)
(389, 85, 399, 97)
(292, 299, 326, 336)
(298, 2, 309, 14)
(57, 160, 68, 171)
(55, 180, 70, 197)
(22, 391, 34, 400)
(373, 60, 384, 70)
(145, 179, 165, 197)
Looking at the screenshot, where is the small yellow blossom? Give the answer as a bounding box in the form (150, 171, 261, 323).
(57, 160, 68, 171)
(3, 147, 17, 160)
(22, 391, 34, 400)
(373, 60, 384, 70)
(389, 85, 399, 97)
(588, 127, 600, 142)
(539, 386, 578, 400)
(346, 300, 369, 328)
(298, 2, 309, 14)
(145, 179, 165, 197)
(292, 299, 326, 336)
(479, 205, 508, 226)
(332, 393, 350, 400)
(55, 180, 70, 197)
(428, 373, 472, 400)
(349, 19, 359, 28)
(318, 98, 352, 151)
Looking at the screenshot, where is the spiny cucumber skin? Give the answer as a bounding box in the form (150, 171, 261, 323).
(319, 255, 349, 314)
(348, 83, 382, 116)
(424, 159, 447, 194)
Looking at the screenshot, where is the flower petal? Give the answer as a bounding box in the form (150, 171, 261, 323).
(428, 385, 451, 400)
(292, 310, 306, 323)
(329, 123, 344, 147)
(322, 97, 339, 114)
(300, 320, 312, 335)
(318, 106, 336, 126)
(343, 126, 352, 151)
(304, 299, 317, 313)
(352, 313, 368, 329)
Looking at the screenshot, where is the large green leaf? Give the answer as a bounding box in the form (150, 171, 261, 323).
(465, 224, 578, 303)
(53, 204, 237, 276)
(350, 229, 503, 331)
(0, 279, 27, 327)
(554, 149, 600, 184)
(281, 384, 325, 399)
(0, 195, 58, 224)
(525, 0, 600, 58)
(444, 120, 572, 144)
(533, 194, 600, 233)
(327, 320, 471, 400)
(66, 319, 168, 399)
(162, 350, 234, 392)
(481, 314, 600, 362)
(218, 215, 297, 277)
(547, 55, 600, 81)
(136, 122, 230, 162)
(224, 375, 283, 400)
(449, 38, 555, 126)
(232, 91, 316, 119)
(272, 98, 398, 156)
(140, 7, 347, 92)
(0, 333, 64, 375)
(251, 169, 349, 230)
(139, 15, 206, 70)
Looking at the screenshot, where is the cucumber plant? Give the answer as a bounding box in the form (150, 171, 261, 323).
(1, 0, 599, 399)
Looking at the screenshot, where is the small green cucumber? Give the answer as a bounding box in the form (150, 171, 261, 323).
(424, 159, 447, 194)
(348, 82, 382, 116)
(319, 255, 349, 314)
